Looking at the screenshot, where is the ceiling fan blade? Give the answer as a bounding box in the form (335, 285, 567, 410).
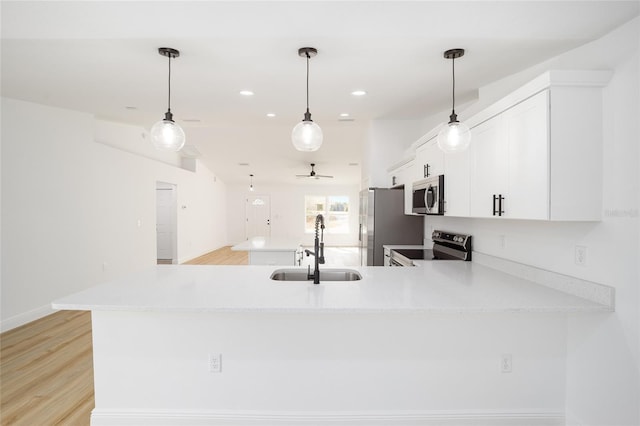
(295, 163, 333, 179)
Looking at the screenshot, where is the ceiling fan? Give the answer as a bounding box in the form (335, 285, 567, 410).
(296, 163, 334, 179)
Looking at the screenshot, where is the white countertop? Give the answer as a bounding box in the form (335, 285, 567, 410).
(383, 244, 428, 250)
(52, 262, 611, 314)
(231, 237, 301, 252)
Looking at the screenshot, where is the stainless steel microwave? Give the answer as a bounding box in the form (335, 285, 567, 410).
(412, 175, 444, 215)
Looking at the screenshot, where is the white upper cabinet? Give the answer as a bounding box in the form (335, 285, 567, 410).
(466, 70, 611, 221)
(387, 158, 416, 215)
(391, 70, 611, 221)
(443, 148, 470, 217)
(469, 90, 548, 219)
(415, 138, 444, 181)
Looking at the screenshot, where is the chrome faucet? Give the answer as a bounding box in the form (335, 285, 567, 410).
(305, 214, 325, 284)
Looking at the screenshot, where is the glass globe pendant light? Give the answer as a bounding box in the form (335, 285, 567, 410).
(150, 47, 186, 152)
(437, 48, 471, 153)
(292, 47, 323, 152)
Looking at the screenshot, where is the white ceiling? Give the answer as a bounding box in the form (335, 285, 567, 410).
(2, 1, 638, 186)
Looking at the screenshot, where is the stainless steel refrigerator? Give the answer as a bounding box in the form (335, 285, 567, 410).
(359, 188, 424, 266)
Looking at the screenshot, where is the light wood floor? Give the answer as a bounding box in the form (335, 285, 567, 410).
(0, 246, 246, 425)
(0, 310, 94, 425)
(182, 245, 248, 265)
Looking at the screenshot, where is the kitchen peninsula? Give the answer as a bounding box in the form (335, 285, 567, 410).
(231, 237, 302, 265)
(53, 260, 612, 425)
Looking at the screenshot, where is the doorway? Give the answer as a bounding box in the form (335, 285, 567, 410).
(156, 182, 177, 264)
(245, 195, 271, 239)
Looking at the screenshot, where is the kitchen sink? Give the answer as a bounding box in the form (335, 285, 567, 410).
(270, 268, 362, 282)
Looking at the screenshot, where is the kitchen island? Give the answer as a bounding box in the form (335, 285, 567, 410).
(231, 236, 302, 265)
(53, 259, 613, 425)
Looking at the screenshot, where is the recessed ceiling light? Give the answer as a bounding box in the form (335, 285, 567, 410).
(266, 113, 276, 118)
(239, 90, 254, 96)
(351, 90, 367, 96)
(340, 113, 350, 117)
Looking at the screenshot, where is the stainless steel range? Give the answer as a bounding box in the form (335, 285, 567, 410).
(390, 230, 472, 267)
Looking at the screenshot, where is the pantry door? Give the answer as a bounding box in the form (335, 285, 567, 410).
(245, 195, 271, 239)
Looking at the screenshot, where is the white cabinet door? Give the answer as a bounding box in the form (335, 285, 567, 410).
(470, 90, 550, 220)
(415, 139, 444, 180)
(388, 169, 400, 188)
(443, 149, 470, 217)
(383, 247, 392, 266)
(504, 90, 550, 220)
(469, 115, 507, 218)
(401, 160, 416, 215)
(388, 160, 416, 215)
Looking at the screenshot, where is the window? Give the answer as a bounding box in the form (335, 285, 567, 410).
(305, 195, 350, 234)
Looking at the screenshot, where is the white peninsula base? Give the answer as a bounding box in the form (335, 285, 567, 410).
(231, 237, 301, 266)
(89, 310, 568, 426)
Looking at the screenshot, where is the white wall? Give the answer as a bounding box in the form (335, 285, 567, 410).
(413, 18, 639, 426)
(0, 98, 228, 331)
(227, 183, 360, 247)
(363, 119, 424, 188)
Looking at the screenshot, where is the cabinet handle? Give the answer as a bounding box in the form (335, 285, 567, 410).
(493, 194, 505, 216)
(392, 176, 396, 186)
(424, 164, 430, 178)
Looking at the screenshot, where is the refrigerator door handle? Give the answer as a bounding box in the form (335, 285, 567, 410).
(358, 223, 362, 241)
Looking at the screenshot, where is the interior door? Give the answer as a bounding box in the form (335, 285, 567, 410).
(246, 195, 271, 239)
(156, 182, 177, 262)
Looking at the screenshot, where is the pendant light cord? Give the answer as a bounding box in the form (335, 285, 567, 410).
(451, 55, 456, 114)
(167, 54, 172, 113)
(306, 51, 310, 112)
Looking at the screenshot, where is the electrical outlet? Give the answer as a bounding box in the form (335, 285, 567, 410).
(575, 246, 587, 266)
(501, 354, 512, 373)
(208, 353, 222, 373)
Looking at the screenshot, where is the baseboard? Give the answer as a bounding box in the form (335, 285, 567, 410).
(0, 303, 55, 333)
(91, 409, 565, 426)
